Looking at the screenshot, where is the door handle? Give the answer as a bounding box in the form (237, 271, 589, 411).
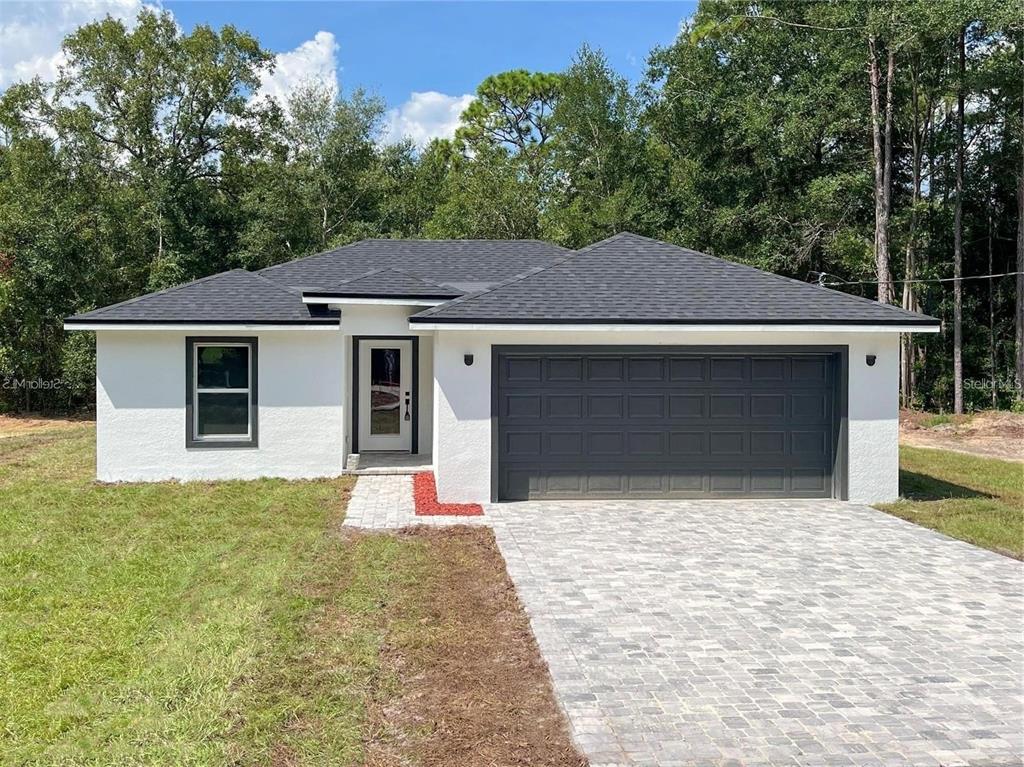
(404, 391, 411, 421)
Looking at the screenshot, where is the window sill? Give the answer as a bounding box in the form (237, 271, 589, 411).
(186, 439, 259, 450)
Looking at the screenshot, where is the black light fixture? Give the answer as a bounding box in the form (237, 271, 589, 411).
(866, 354, 876, 367)
(464, 353, 474, 366)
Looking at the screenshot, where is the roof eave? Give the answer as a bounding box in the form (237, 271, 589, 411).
(407, 318, 942, 333)
(64, 318, 340, 331)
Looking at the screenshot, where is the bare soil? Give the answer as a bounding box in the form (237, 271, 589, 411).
(900, 409, 1024, 462)
(365, 526, 587, 767)
(0, 413, 92, 438)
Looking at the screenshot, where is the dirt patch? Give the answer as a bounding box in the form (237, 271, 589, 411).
(366, 526, 586, 767)
(0, 414, 92, 438)
(900, 410, 1024, 462)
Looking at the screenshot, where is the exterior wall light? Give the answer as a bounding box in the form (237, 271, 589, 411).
(464, 354, 474, 366)
(866, 354, 876, 367)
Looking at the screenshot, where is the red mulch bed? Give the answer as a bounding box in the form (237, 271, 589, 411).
(413, 472, 483, 516)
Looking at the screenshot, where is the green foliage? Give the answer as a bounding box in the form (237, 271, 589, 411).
(0, 2, 1020, 412)
(456, 69, 561, 153)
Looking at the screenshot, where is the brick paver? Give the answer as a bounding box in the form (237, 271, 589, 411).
(344, 477, 1024, 766)
(342, 474, 487, 528)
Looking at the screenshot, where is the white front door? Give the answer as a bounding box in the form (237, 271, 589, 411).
(359, 340, 413, 452)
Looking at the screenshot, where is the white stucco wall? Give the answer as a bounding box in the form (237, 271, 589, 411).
(432, 330, 902, 505)
(94, 304, 436, 482)
(96, 329, 346, 482)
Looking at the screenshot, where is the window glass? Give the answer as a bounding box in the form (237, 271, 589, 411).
(370, 347, 401, 435)
(197, 346, 249, 389)
(196, 392, 249, 437)
(190, 341, 254, 443)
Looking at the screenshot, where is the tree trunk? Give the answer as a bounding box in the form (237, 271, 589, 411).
(953, 26, 965, 415)
(901, 65, 927, 408)
(988, 210, 997, 408)
(1017, 153, 1024, 396)
(869, 37, 895, 305)
(868, 38, 889, 304)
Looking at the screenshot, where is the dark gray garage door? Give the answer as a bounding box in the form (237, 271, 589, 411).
(494, 347, 843, 500)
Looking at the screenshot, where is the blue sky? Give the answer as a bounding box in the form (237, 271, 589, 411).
(0, 1, 695, 144)
(166, 2, 693, 105)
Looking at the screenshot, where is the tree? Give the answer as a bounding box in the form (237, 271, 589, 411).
(544, 46, 659, 247)
(456, 69, 561, 154)
(952, 25, 966, 415)
(236, 83, 385, 267)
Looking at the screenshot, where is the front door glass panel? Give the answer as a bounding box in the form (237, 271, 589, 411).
(370, 348, 401, 435)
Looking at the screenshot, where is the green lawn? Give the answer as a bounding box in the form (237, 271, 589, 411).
(877, 445, 1024, 559)
(0, 423, 431, 766)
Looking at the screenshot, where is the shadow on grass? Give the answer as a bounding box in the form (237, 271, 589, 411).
(899, 470, 995, 501)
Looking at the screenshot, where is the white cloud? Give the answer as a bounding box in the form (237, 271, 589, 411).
(256, 30, 338, 106)
(0, 0, 148, 89)
(383, 90, 474, 147)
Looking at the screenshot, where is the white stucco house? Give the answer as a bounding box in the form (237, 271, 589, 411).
(65, 232, 939, 503)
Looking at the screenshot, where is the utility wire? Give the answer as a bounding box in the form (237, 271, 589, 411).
(808, 270, 1023, 288)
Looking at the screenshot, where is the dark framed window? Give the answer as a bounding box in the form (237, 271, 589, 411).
(185, 337, 258, 448)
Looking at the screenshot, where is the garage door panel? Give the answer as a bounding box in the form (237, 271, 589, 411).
(505, 357, 542, 382)
(669, 357, 706, 381)
(588, 394, 623, 417)
(751, 393, 786, 418)
(627, 357, 665, 381)
(669, 431, 706, 454)
(504, 394, 542, 418)
(710, 357, 746, 381)
(750, 357, 786, 381)
(750, 431, 785, 455)
(547, 394, 582, 418)
(496, 349, 840, 500)
(709, 394, 745, 418)
(750, 469, 786, 492)
(587, 357, 624, 381)
(628, 431, 665, 455)
(669, 394, 705, 418)
(547, 432, 583, 456)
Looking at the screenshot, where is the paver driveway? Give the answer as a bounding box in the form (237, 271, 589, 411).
(489, 499, 1023, 767)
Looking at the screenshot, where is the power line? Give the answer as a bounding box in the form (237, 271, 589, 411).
(808, 270, 1023, 288)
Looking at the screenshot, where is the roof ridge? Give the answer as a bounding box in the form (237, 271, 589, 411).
(257, 240, 362, 275)
(412, 232, 665, 320)
(335, 266, 458, 292)
(257, 238, 573, 280)
(81, 268, 248, 317)
(411, 249, 590, 319)
(249, 270, 311, 298)
(362, 237, 568, 247)
(382, 266, 463, 291)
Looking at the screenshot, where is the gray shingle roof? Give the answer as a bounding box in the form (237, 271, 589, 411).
(410, 233, 939, 327)
(66, 234, 939, 327)
(65, 269, 339, 325)
(304, 267, 464, 299)
(259, 238, 571, 291)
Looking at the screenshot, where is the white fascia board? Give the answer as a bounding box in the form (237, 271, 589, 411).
(303, 296, 446, 307)
(408, 322, 942, 334)
(64, 323, 340, 332)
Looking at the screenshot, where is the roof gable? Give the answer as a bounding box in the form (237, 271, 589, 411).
(411, 232, 939, 327)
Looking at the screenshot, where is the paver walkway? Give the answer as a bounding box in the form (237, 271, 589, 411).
(344, 476, 1024, 767)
